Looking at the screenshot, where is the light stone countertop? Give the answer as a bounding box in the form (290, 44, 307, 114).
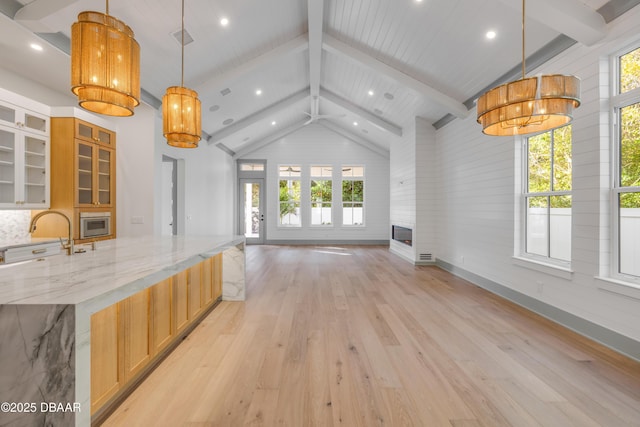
(0, 235, 245, 309)
(0, 237, 59, 251)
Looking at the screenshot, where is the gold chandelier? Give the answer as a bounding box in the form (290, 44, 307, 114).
(476, 0, 580, 136)
(162, 0, 202, 148)
(71, 0, 140, 117)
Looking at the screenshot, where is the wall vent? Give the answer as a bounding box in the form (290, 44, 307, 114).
(419, 253, 433, 262)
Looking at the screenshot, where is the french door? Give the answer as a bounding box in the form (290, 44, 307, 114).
(239, 178, 264, 244)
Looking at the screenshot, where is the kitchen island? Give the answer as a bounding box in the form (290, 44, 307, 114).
(0, 235, 245, 427)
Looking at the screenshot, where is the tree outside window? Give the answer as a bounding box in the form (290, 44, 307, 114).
(342, 166, 364, 226)
(311, 166, 332, 225)
(279, 165, 301, 226)
(525, 125, 572, 262)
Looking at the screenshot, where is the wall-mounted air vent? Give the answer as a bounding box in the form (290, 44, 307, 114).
(171, 29, 194, 46)
(419, 253, 433, 262)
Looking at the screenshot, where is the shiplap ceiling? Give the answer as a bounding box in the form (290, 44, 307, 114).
(0, 0, 637, 156)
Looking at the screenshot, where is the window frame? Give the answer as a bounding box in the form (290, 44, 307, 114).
(277, 164, 302, 228)
(341, 165, 365, 227)
(610, 43, 640, 284)
(521, 125, 573, 267)
(310, 165, 333, 227)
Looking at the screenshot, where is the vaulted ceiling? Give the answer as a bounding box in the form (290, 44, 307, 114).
(0, 0, 638, 157)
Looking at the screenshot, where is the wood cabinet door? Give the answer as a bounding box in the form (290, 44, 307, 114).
(188, 262, 203, 319)
(91, 304, 122, 414)
(213, 253, 223, 300)
(202, 257, 214, 306)
(120, 289, 152, 383)
(173, 270, 190, 334)
(151, 278, 173, 355)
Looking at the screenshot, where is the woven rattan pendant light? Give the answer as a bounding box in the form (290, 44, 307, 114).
(71, 0, 140, 117)
(476, 0, 581, 136)
(162, 0, 202, 148)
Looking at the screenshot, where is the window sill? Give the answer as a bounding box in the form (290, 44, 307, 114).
(595, 276, 640, 301)
(512, 256, 573, 280)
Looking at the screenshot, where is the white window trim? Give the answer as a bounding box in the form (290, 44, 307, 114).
(518, 129, 573, 269)
(609, 43, 640, 286)
(277, 164, 302, 228)
(341, 165, 365, 227)
(310, 165, 333, 227)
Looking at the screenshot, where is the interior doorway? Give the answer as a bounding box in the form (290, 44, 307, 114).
(161, 155, 178, 236)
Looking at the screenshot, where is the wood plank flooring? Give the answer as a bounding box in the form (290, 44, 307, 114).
(103, 245, 640, 426)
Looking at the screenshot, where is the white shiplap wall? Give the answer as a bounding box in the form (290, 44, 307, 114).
(239, 123, 389, 242)
(389, 122, 416, 260)
(433, 5, 640, 343)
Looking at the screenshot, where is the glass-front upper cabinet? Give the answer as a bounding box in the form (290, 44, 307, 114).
(75, 140, 114, 207)
(0, 91, 50, 208)
(0, 99, 48, 137)
(75, 119, 114, 147)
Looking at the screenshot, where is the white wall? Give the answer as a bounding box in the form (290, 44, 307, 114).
(239, 123, 389, 242)
(432, 6, 640, 344)
(154, 112, 234, 236)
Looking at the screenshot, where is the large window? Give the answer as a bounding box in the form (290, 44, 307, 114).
(278, 165, 301, 226)
(310, 166, 332, 225)
(342, 166, 364, 226)
(524, 125, 572, 262)
(613, 45, 640, 279)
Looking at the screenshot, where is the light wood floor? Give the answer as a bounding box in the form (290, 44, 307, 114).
(103, 245, 640, 426)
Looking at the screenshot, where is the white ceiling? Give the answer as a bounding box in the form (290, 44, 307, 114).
(0, 0, 636, 156)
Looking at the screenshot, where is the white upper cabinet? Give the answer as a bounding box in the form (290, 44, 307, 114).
(0, 90, 50, 209)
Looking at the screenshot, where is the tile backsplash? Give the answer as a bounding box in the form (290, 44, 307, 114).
(0, 210, 31, 241)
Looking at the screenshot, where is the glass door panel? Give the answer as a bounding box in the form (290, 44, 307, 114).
(0, 128, 16, 204)
(77, 141, 94, 205)
(23, 135, 47, 204)
(98, 148, 111, 205)
(240, 178, 264, 244)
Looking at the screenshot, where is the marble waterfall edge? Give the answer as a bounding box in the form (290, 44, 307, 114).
(0, 304, 77, 427)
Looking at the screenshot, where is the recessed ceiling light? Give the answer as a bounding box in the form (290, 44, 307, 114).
(30, 43, 43, 51)
(223, 118, 234, 125)
(368, 90, 374, 96)
(415, 0, 423, 3)
(362, 129, 369, 134)
(353, 121, 358, 126)
(384, 92, 394, 100)
(486, 30, 497, 40)
(220, 17, 229, 27)
(209, 105, 220, 112)
(271, 121, 277, 126)
(255, 89, 262, 96)
(374, 108, 383, 115)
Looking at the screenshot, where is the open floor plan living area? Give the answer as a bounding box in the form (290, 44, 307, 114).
(1, 0, 639, 426)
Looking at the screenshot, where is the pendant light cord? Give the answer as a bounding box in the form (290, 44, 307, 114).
(522, 0, 526, 79)
(181, 0, 185, 88)
(106, 0, 109, 15)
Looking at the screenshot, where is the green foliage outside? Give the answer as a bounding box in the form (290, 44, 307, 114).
(342, 180, 364, 202)
(620, 47, 640, 208)
(279, 179, 300, 219)
(311, 180, 332, 204)
(527, 125, 572, 208)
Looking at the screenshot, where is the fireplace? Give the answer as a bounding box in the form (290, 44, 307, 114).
(392, 225, 412, 246)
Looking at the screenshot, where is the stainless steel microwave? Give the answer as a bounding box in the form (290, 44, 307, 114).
(80, 212, 111, 239)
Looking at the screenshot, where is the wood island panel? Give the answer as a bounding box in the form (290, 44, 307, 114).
(120, 289, 152, 383)
(173, 270, 190, 334)
(151, 278, 174, 355)
(188, 262, 203, 320)
(90, 304, 122, 414)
